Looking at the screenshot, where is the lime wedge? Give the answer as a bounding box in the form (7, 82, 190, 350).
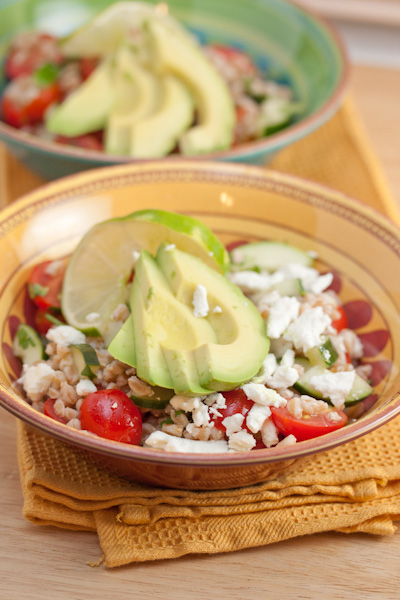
(61, 2, 157, 57)
(61, 209, 229, 339)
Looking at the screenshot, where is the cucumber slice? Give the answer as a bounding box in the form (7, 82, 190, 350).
(13, 324, 44, 366)
(131, 385, 174, 410)
(294, 357, 311, 371)
(306, 338, 338, 368)
(294, 365, 373, 406)
(70, 343, 100, 380)
(271, 277, 305, 297)
(230, 242, 313, 272)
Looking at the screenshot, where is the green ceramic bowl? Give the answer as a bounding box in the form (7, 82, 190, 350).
(0, 0, 349, 180)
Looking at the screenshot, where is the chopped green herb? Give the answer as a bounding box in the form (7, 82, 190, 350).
(44, 313, 65, 326)
(34, 63, 60, 87)
(174, 410, 185, 417)
(251, 265, 261, 273)
(17, 327, 35, 350)
(160, 416, 174, 427)
(29, 282, 49, 300)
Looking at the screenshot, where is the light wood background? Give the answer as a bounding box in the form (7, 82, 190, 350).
(1, 64, 400, 599)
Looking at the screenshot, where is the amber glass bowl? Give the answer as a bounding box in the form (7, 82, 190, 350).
(1, 162, 399, 489)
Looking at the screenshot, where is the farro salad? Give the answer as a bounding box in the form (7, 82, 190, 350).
(0, 2, 301, 157)
(12, 209, 374, 453)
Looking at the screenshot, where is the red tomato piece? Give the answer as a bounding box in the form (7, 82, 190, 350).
(44, 398, 68, 424)
(28, 259, 66, 310)
(208, 43, 257, 76)
(4, 32, 62, 79)
(54, 132, 103, 151)
(210, 389, 254, 432)
(34, 309, 65, 335)
(270, 406, 347, 442)
(331, 306, 347, 332)
(80, 389, 143, 445)
(1, 77, 61, 128)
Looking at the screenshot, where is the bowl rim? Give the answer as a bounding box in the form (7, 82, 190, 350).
(1, 160, 400, 467)
(0, 0, 350, 165)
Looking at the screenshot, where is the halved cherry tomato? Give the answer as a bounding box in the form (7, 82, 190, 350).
(80, 389, 143, 444)
(210, 389, 254, 432)
(331, 306, 347, 332)
(208, 43, 257, 76)
(28, 259, 66, 310)
(270, 406, 347, 442)
(1, 78, 61, 128)
(54, 132, 103, 151)
(79, 57, 99, 80)
(34, 309, 65, 336)
(44, 398, 68, 424)
(4, 32, 62, 80)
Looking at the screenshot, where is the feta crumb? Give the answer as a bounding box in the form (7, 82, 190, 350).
(165, 243, 176, 251)
(277, 434, 297, 447)
(46, 325, 86, 346)
(229, 270, 272, 293)
(145, 430, 229, 453)
(44, 259, 64, 276)
(203, 392, 226, 408)
(257, 353, 277, 380)
(76, 379, 97, 396)
(170, 395, 201, 412)
(310, 273, 334, 295)
(85, 312, 100, 323)
(280, 348, 295, 368)
(192, 402, 211, 427)
(267, 296, 300, 339)
(246, 404, 271, 434)
(326, 411, 342, 422)
(21, 363, 55, 396)
(241, 383, 287, 408)
(284, 307, 331, 353)
(264, 365, 299, 389)
(309, 370, 356, 409)
(261, 418, 280, 448)
(192, 284, 209, 318)
(228, 429, 256, 452)
(213, 305, 222, 314)
(222, 413, 244, 436)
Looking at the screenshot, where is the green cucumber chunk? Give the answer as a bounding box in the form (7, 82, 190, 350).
(13, 324, 44, 365)
(271, 277, 305, 297)
(131, 386, 174, 410)
(70, 343, 99, 380)
(306, 338, 338, 368)
(230, 241, 313, 272)
(294, 365, 373, 406)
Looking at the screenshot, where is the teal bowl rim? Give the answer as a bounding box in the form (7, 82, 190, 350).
(0, 0, 350, 166)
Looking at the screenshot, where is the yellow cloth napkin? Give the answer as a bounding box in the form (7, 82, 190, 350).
(14, 96, 400, 567)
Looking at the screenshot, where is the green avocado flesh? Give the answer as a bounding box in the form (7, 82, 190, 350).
(108, 244, 269, 395)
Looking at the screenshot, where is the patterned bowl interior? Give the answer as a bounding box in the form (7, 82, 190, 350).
(0, 161, 400, 466)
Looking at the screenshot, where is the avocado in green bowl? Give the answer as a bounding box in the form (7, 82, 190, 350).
(0, 0, 349, 180)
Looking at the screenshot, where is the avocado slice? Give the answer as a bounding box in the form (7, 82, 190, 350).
(46, 59, 115, 137)
(156, 244, 270, 391)
(107, 314, 136, 366)
(130, 250, 217, 393)
(131, 75, 194, 158)
(105, 47, 160, 155)
(147, 17, 235, 154)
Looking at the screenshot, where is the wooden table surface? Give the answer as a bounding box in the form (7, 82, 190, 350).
(1, 64, 400, 600)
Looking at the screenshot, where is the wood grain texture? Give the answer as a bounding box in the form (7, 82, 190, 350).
(1, 64, 400, 599)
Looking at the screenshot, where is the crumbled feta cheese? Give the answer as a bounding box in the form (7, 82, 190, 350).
(85, 312, 100, 323)
(261, 418, 280, 448)
(21, 363, 55, 396)
(46, 325, 86, 346)
(192, 284, 209, 318)
(267, 296, 300, 339)
(222, 413, 244, 436)
(145, 431, 229, 453)
(213, 306, 222, 314)
(228, 429, 256, 452)
(203, 392, 226, 408)
(326, 411, 342, 422)
(269, 337, 293, 358)
(228, 270, 272, 293)
(284, 307, 331, 353)
(241, 383, 287, 407)
(280, 348, 295, 368)
(246, 404, 271, 434)
(277, 434, 297, 447)
(170, 395, 201, 412)
(310, 273, 333, 295)
(165, 243, 176, 251)
(309, 370, 356, 409)
(259, 354, 277, 379)
(76, 379, 97, 396)
(192, 402, 211, 427)
(264, 365, 299, 389)
(44, 259, 64, 276)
